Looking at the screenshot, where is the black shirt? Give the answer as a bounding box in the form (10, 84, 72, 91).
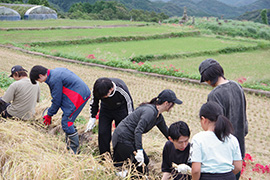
(162, 141, 191, 180)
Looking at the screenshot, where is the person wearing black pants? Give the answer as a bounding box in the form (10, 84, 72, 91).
(112, 89, 183, 175)
(86, 78, 134, 155)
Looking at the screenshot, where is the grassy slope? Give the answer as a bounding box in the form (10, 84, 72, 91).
(0, 47, 270, 179)
(39, 36, 257, 59)
(151, 49, 270, 85)
(0, 26, 188, 43)
(0, 19, 147, 28)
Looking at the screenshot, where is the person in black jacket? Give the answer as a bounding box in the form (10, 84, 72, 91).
(85, 77, 134, 155)
(112, 89, 183, 174)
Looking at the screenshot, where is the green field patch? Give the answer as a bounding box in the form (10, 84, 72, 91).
(38, 36, 258, 60)
(150, 49, 270, 91)
(0, 26, 194, 44)
(0, 19, 147, 28)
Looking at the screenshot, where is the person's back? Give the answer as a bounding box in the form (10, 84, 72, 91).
(3, 78, 39, 120)
(190, 101, 242, 180)
(191, 131, 240, 173)
(208, 80, 247, 158)
(198, 58, 248, 160)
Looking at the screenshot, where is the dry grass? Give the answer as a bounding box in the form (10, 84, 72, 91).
(0, 47, 269, 179)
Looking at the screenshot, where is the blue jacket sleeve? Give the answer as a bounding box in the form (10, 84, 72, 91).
(47, 79, 63, 116)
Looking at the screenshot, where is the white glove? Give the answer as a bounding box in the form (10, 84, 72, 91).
(85, 118, 96, 132)
(174, 164, 191, 174)
(134, 149, 144, 166)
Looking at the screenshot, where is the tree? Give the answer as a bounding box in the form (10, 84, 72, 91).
(261, 9, 269, 25)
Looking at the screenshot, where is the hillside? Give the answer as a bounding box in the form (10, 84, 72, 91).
(45, 0, 270, 18)
(237, 9, 270, 24)
(238, 0, 270, 12)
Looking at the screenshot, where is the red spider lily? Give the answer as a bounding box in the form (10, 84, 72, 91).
(244, 153, 254, 162)
(132, 61, 136, 64)
(237, 77, 247, 84)
(138, 62, 144, 66)
(24, 44, 31, 48)
(86, 54, 96, 59)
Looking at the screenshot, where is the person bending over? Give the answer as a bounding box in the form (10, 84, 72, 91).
(30, 65, 91, 154)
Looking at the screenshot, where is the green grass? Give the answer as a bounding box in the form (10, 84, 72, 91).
(150, 49, 270, 88)
(0, 19, 147, 28)
(0, 26, 190, 43)
(38, 36, 257, 60)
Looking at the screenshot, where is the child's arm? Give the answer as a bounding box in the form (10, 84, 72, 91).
(191, 162, 201, 180)
(232, 160, 242, 174)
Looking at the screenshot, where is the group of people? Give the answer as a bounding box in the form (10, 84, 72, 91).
(0, 58, 248, 180)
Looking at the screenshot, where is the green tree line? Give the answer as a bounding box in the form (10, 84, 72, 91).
(67, 1, 168, 22)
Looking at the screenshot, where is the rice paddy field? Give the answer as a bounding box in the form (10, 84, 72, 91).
(39, 36, 258, 60)
(0, 25, 189, 43)
(0, 19, 270, 179)
(0, 19, 147, 28)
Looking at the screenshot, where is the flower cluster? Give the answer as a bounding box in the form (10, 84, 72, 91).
(237, 77, 247, 84)
(86, 54, 96, 59)
(241, 153, 270, 179)
(252, 164, 270, 174)
(24, 44, 31, 48)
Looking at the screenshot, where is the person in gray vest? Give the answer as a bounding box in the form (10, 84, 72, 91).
(112, 89, 182, 175)
(0, 65, 40, 120)
(199, 58, 248, 180)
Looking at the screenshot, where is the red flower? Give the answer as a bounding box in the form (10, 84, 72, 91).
(86, 54, 95, 59)
(244, 153, 254, 162)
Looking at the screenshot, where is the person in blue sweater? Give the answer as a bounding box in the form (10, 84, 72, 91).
(30, 65, 91, 154)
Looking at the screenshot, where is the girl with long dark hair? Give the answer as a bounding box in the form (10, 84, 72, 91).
(190, 101, 242, 180)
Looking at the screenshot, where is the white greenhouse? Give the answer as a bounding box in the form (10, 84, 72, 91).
(24, 5, 57, 20)
(0, 6, 21, 21)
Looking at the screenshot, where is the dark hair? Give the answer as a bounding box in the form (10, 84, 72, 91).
(169, 121, 190, 140)
(29, 65, 48, 84)
(13, 71, 28, 77)
(93, 77, 113, 99)
(201, 64, 225, 86)
(199, 101, 233, 142)
(139, 97, 168, 106)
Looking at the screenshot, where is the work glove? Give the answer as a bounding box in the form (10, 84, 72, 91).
(43, 115, 52, 125)
(174, 164, 191, 175)
(134, 149, 144, 166)
(85, 117, 96, 132)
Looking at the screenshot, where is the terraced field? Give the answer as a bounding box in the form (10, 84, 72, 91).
(0, 19, 269, 179)
(0, 46, 269, 179)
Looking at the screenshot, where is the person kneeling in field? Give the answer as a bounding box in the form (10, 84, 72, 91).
(162, 121, 191, 180)
(112, 89, 183, 175)
(30, 65, 91, 154)
(190, 101, 242, 180)
(0, 65, 40, 120)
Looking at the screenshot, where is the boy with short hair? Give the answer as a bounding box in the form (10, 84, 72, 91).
(162, 121, 191, 180)
(86, 77, 134, 155)
(30, 65, 91, 154)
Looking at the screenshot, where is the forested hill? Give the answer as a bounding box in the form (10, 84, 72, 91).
(47, 0, 270, 18)
(237, 9, 270, 24)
